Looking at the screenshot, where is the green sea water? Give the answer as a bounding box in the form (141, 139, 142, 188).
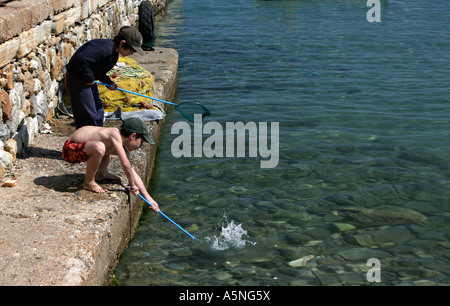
(115, 0, 450, 285)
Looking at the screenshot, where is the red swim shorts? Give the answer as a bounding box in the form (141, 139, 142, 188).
(62, 140, 89, 163)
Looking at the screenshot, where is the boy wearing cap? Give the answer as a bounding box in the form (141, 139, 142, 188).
(66, 26, 146, 129)
(62, 117, 160, 212)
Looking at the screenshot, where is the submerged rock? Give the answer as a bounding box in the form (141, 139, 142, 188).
(228, 186, 247, 194)
(214, 271, 233, 281)
(289, 255, 315, 267)
(347, 226, 414, 247)
(170, 247, 192, 257)
(332, 222, 356, 232)
(346, 208, 428, 228)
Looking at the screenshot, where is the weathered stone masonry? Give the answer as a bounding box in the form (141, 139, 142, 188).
(0, 0, 169, 178)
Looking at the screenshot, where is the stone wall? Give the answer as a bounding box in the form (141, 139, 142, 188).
(0, 0, 169, 179)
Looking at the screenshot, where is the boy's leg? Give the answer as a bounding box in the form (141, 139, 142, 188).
(67, 73, 103, 129)
(95, 155, 123, 182)
(82, 141, 108, 193)
(91, 84, 105, 127)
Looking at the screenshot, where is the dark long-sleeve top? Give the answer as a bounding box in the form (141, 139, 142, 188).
(66, 39, 119, 85)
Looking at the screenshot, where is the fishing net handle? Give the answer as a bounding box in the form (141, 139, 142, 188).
(95, 81, 211, 122)
(137, 193, 198, 240)
(95, 81, 177, 106)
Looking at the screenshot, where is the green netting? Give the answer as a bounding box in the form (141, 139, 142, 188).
(175, 102, 212, 122)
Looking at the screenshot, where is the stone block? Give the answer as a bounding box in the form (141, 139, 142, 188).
(0, 0, 52, 43)
(0, 7, 29, 44)
(0, 39, 20, 70)
(48, 0, 81, 14)
(0, 149, 13, 169)
(0, 89, 12, 121)
(8, 82, 24, 111)
(22, 71, 35, 98)
(21, 99, 31, 117)
(0, 163, 4, 179)
(81, 0, 98, 20)
(4, 138, 17, 161)
(25, 116, 39, 145)
(7, 0, 52, 27)
(67, 7, 83, 31)
(52, 13, 67, 35)
(52, 6, 82, 35)
(0, 123, 8, 143)
(17, 21, 53, 59)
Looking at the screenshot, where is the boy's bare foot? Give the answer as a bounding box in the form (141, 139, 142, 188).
(95, 172, 123, 182)
(83, 181, 108, 193)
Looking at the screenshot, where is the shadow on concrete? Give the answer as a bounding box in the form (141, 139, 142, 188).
(17, 146, 62, 160)
(34, 173, 85, 192)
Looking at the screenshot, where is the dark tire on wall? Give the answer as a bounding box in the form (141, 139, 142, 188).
(139, 0, 155, 45)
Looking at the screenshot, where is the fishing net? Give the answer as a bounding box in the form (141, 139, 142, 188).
(98, 57, 159, 113)
(59, 57, 166, 121)
(175, 102, 212, 122)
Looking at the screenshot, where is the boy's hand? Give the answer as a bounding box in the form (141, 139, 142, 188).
(128, 186, 160, 212)
(148, 199, 160, 213)
(108, 82, 118, 90)
(129, 184, 139, 195)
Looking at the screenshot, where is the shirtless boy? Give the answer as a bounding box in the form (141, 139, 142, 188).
(62, 117, 159, 212)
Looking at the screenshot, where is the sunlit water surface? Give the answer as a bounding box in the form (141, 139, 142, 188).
(115, 0, 450, 285)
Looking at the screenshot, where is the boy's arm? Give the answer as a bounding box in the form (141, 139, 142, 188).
(113, 137, 160, 212)
(129, 167, 160, 212)
(110, 134, 136, 187)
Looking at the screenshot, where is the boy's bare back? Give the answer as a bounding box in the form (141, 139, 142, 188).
(69, 126, 121, 155)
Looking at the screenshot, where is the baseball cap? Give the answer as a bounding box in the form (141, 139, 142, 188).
(119, 26, 145, 55)
(122, 117, 155, 144)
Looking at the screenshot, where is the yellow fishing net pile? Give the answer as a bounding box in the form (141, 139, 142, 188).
(97, 57, 158, 113)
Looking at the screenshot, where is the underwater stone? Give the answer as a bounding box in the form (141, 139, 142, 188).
(186, 223, 199, 232)
(214, 271, 233, 281)
(348, 226, 414, 247)
(346, 208, 428, 228)
(289, 255, 315, 267)
(285, 233, 312, 245)
(170, 248, 192, 257)
(332, 223, 356, 232)
(208, 169, 223, 178)
(228, 186, 247, 194)
(337, 248, 390, 261)
(305, 225, 334, 240)
(290, 279, 312, 286)
(167, 263, 187, 271)
(318, 275, 341, 286)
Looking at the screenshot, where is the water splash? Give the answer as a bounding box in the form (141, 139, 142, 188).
(206, 219, 256, 251)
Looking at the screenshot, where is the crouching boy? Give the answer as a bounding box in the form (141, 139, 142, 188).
(62, 117, 160, 212)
